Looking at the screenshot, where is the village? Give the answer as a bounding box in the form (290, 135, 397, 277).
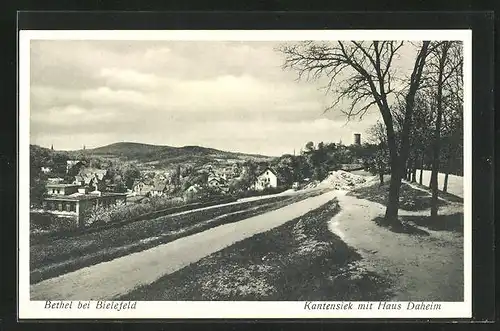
(32, 147, 290, 229)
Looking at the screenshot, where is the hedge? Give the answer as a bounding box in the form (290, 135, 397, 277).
(30, 196, 236, 242)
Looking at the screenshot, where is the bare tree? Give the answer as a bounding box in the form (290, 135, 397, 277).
(366, 121, 389, 185)
(278, 41, 430, 227)
(423, 41, 463, 218)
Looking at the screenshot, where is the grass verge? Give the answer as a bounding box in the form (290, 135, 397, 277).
(31, 190, 327, 284)
(120, 199, 391, 301)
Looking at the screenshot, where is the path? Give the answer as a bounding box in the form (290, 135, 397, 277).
(415, 170, 463, 198)
(31, 190, 339, 300)
(329, 191, 464, 301)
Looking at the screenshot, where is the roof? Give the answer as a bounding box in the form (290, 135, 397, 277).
(185, 184, 201, 192)
(133, 180, 146, 187)
(75, 168, 108, 184)
(152, 182, 167, 191)
(208, 177, 221, 183)
(46, 183, 81, 188)
(67, 160, 84, 165)
(78, 167, 107, 178)
(258, 167, 277, 177)
(45, 192, 127, 202)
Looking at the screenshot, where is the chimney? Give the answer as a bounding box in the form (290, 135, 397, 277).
(354, 133, 361, 146)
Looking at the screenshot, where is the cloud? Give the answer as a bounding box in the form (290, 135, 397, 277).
(29, 40, 384, 155)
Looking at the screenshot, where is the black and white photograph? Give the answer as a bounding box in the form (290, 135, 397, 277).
(18, 30, 472, 319)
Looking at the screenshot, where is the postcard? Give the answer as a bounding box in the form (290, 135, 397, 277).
(18, 29, 472, 319)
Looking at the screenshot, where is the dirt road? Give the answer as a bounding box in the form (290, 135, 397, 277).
(329, 191, 464, 301)
(31, 190, 339, 300)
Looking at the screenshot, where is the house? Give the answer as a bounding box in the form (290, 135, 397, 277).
(74, 168, 108, 191)
(47, 177, 64, 184)
(66, 160, 86, 174)
(149, 181, 167, 197)
(252, 168, 278, 191)
(184, 184, 203, 200)
(185, 184, 202, 194)
(40, 166, 52, 174)
(231, 163, 241, 177)
(42, 185, 127, 227)
(46, 183, 81, 196)
(208, 176, 228, 192)
(132, 180, 154, 196)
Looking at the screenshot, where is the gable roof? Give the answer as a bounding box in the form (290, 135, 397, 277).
(257, 167, 277, 177)
(152, 182, 167, 191)
(76, 168, 108, 182)
(185, 184, 202, 192)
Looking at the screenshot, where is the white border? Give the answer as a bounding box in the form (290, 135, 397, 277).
(18, 29, 472, 319)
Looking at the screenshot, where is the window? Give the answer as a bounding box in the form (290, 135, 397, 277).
(71, 203, 76, 212)
(65, 203, 71, 212)
(58, 203, 63, 211)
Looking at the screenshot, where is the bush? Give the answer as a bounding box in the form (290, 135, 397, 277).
(149, 196, 184, 211)
(84, 205, 112, 227)
(31, 212, 78, 233)
(80, 193, 234, 229)
(236, 186, 288, 199)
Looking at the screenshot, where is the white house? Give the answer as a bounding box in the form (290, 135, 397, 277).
(149, 181, 167, 197)
(41, 166, 52, 174)
(252, 168, 278, 191)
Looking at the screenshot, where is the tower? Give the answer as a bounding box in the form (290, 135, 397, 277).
(50, 144, 54, 151)
(354, 133, 361, 146)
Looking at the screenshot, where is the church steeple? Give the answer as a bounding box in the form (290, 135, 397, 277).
(50, 144, 54, 151)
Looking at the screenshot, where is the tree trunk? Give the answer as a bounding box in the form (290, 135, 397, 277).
(379, 171, 384, 186)
(383, 125, 401, 227)
(443, 171, 449, 192)
(406, 161, 411, 181)
(397, 41, 430, 194)
(384, 168, 402, 227)
(419, 151, 424, 185)
(410, 157, 417, 182)
(383, 41, 430, 226)
(443, 153, 453, 192)
(431, 43, 449, 218)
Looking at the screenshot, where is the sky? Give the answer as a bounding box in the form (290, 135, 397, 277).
(28, 40, 402, 156)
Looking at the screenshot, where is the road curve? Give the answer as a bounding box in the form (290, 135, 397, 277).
(31, 190, 339, 300)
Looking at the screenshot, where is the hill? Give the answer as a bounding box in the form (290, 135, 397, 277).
(66, 142, 274, 170)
